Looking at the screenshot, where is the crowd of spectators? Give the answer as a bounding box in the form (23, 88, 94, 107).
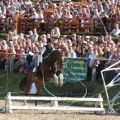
(0, 0, 120, 82)
(0, 0, 119, 19)
(0, 26, 120, 81)
(0, 0, 120, 33)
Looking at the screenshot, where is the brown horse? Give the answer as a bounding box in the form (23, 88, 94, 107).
(19, 49, 65, 95)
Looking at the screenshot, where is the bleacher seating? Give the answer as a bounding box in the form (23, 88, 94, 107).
(0, 17, 119, 35)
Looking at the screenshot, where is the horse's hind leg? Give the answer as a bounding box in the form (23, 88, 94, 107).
(34, 80, 43, 106)
(25, 72, 34, 95)
(36, 80, 43, 96)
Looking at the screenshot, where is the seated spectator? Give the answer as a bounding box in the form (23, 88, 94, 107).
(37, 9, 44, 23)
(30, 8, 39, 19)
(51, 27, 60, 39)
(25, 0, 32, 6)
(62, 10, 73, 19)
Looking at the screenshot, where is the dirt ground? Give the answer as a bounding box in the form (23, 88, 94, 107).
(0, 100, 120, 120)
(0, 111, 120, 120)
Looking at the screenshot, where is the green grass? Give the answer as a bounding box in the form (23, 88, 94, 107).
(0, 71, 24, 95)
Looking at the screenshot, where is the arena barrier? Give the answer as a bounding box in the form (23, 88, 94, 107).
(5, 92, 105, 114)
(101, 61, 120, 114)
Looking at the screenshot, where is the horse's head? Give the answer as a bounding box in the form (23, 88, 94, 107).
(48, 49, 64, 71)
(54, 50, 64, 68)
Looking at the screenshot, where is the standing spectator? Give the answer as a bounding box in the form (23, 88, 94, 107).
(111, 23, 120, 38)
(51, 27, 60, 40)
(86, 46, 97, 81)
(31, 28, 38, 42)
(7, 44, 16, 73)
(0, 40, 8, 70)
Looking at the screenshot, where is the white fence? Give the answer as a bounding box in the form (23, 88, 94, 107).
(101, 61, 120, 113)
(5, 92, 105, 114)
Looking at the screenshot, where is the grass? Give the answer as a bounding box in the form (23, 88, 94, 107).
(0, 70, 24, 95)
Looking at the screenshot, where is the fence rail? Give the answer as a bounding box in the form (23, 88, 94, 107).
(0, 17, 120, 35)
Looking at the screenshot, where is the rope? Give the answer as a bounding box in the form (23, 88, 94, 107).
(66, 68, 88, 98)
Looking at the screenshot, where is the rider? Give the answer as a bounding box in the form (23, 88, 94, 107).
(42, 38, 54, 59)
(33, 38, 54, 73)
(30, 38, 55, 94)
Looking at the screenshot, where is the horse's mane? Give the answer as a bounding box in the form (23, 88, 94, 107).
(43, 49, 62, 64)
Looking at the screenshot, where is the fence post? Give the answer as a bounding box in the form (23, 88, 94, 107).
(5, 92, 13, 113)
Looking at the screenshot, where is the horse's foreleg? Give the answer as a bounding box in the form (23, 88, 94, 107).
(53, 74, 59, 86)
(58, 73, 64, 86)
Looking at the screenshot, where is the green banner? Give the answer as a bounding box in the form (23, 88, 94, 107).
(63, 58, 87, 83)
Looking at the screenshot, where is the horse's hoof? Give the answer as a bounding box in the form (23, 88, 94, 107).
(59, 82, 63, 86)
(55, 80, 59, 86)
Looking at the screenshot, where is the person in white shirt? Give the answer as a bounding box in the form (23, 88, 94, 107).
(38, 10, 44, 19)
(31, 28, 38, 42)
(62, 10, 73, 19)
(68, 45, 77, 58)
(25, 0, 32, 6)
(30, 9, 39, 19)
(0, 7, 2, 15)
(66, 40, 77, 58)
(92, 8, 100, 18)
(111, 23, 120, 38)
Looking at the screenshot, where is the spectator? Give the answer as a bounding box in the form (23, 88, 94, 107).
(51, 27, 60, 39)
(86, 46, 97, 81)
(111, 23, 120, 38)
(31, 28, 38, 42)
(7, 45, 16, 73)
(30, 8, 39, 19)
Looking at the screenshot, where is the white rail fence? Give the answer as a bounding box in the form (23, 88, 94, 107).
(4, 92, 105, 114)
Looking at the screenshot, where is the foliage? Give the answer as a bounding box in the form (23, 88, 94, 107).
(0, 33, 8, 40)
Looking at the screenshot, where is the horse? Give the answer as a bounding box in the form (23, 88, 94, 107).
(19, 49, 65, 95)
